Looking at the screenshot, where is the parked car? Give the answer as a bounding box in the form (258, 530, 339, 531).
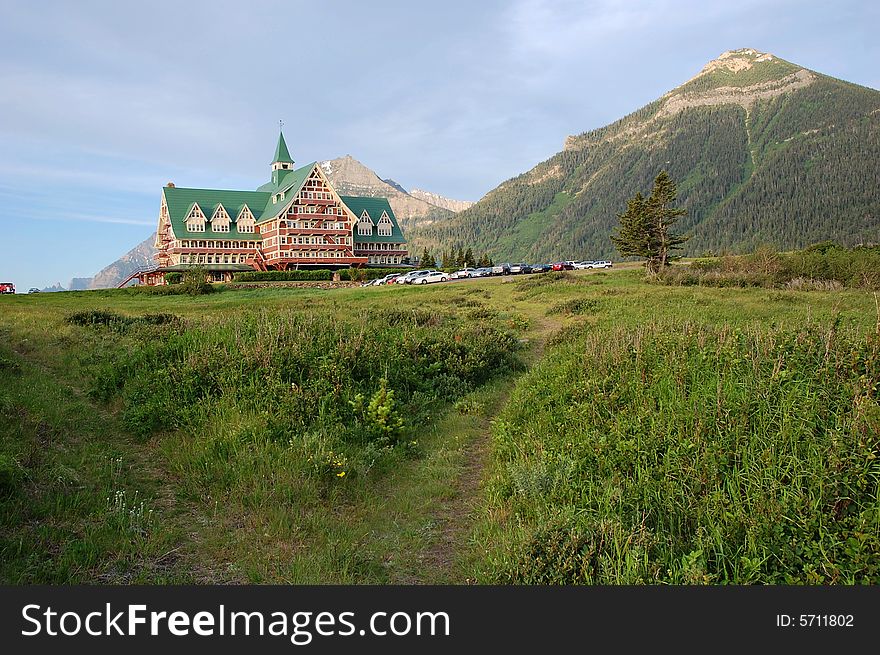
(472, 267, 492, 277)
(451, 268, 476, 279)
(573, 261, 594, 269)
(509, 263, 532, 274)
(28, 288, 41, 293)
(589, 260, 613, 268)
(551, 262, 574, 271)
(385, 274, 404, 284)
(491, 263, 511, 275)
(0, 282, 14, 294)
(530, 264, 551, 274)
(413, 270, 449, 284)
(397, 270, 431, 284)
(374, 272, 405, 285)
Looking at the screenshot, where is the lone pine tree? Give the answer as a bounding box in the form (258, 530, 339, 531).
(611, 171, 689, 274)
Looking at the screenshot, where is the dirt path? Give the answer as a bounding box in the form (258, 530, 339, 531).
(407, 310, 562, 583)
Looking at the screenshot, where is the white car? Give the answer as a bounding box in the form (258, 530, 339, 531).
(573, 261, 594, 269)
(452, 268, 476, 279)
(397, 270, 430, 284)
(589, 260, 613, 269)
(413, 270, 449, 284)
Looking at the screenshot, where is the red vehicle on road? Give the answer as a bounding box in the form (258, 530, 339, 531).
(551, 262, 574, 271)
(0, 282, 15, 294)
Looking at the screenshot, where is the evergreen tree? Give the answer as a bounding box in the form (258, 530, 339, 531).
(610, 192, 653, 264)
(441, 249, 453, 269)
(464, 247, 476, 267)
(611, 171, 689, 274)
(646, 171, 689, 269)
(419, 246, 435, 269)
(455, 247, 466, 267)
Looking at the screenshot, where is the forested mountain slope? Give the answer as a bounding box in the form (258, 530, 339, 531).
(415, 49, 880, 260)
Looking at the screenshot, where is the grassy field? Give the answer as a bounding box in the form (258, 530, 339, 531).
(1, 268, 877, 583)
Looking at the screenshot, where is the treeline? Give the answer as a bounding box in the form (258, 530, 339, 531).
(417, 245, 493, 269)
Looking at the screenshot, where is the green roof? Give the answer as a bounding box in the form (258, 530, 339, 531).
(341, 196, 407, 244)
(163, 186, 269, 240)
(273, 131, 294, 164)
(255, 162, 315, 222)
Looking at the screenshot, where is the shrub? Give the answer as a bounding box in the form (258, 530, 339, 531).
(547, 298, 600, 315)
(233, 270, 334, 282)
(180, 267, 214, 295)
(66, 311, 182, 334)
(66, 310, 127, 327)
(164, 272, 182, 284)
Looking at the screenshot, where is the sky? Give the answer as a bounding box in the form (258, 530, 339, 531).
(1, 0, 878, 291)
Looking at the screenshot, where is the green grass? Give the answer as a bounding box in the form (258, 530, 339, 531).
(1, 268, 877, 584)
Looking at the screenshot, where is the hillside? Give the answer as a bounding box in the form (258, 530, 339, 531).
(414, 48, 880, 261)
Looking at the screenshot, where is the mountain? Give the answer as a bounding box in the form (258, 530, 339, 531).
(414, 48, 880, 261)
(319, 155, 461, 230)
(382, 178, 409, 194)
(84, 235, 156, 289)
(86, 157, 473, 288)
(409, 189, 474, 213)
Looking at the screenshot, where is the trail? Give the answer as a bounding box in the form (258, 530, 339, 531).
(403, 310, 562, 583)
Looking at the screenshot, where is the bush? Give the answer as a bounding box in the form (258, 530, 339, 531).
(547, 298, 600, 315)
(164, 272, 182, 284)
(66, 311, 182, 333)
(180, 267, 214, 295)
(233, 270, 334, 282)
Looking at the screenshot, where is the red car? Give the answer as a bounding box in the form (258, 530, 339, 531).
(551, 262, 574, 271)
(0, 282, 15, 294)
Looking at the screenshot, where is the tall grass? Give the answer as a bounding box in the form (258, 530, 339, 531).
(662, 244, 880, 289)
(478, 321, 880, 584)
(81, 306, 520, 476)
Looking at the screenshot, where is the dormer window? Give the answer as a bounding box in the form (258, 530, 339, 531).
(237, 205, 256, 233)
(186, 204, 206, 232)
(357, 210, 373, 236)
(377, 211, 393, 237)
(212, 204, 230, 232)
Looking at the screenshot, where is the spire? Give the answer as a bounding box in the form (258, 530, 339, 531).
(273, 129, 294, 165)
(271, 125, 295, 186)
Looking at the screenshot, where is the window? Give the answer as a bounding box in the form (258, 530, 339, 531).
(377, 211, 393, 237)
(357, 210, 373, 236)
(211, 204, 231, 233)
(186, 204, 206, 232)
